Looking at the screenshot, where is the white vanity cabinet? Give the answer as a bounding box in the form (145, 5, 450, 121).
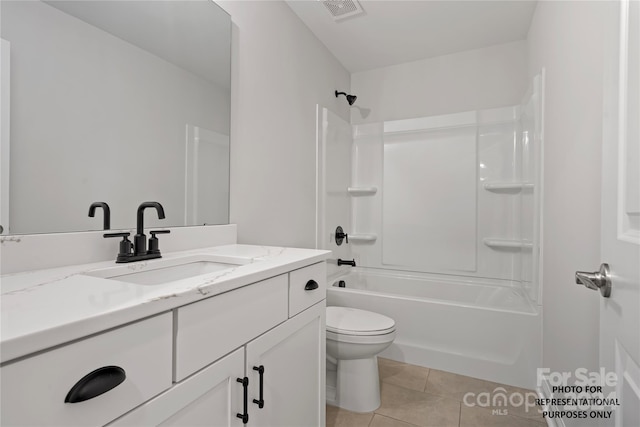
(112, 261, 326, 426)
(0, 259, 327, 427)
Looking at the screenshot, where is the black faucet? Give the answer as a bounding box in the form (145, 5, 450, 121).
(88, 202, 110, 230)
(337, 258, 356, 267)
(104, 201, 170, 263)
(135, 202, 165, 256)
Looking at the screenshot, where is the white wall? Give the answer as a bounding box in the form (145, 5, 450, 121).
(527, 0, 609, 385)
(350, 40, 528, 124)
(218, 1, 350, 248)
(1, 1, 229, 234)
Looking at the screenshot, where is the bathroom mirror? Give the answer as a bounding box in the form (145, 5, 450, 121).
(0, 0, 231, 235)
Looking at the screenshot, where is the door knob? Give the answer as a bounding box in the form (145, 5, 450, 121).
(575, 263, 611, 297)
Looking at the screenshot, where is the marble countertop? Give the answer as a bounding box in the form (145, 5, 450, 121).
(0, 244, 330, 364)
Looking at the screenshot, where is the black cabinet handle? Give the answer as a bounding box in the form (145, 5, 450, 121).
(64, 366, 126, 403)
(252, 365, 265, 408)
(305, 280, 319, 291)
(236, 377, 249, 424)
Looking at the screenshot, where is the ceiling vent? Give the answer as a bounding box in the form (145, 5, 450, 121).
(321, 0, 365, 22)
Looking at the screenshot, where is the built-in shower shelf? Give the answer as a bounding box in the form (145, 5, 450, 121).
(483, 238, 533, 249)
(349, 234, 377, 243)
(347, 187, 378, 196)
(483, 182, 534, 192)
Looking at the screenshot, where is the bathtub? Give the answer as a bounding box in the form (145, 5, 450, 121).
(327, 268, 541, 389)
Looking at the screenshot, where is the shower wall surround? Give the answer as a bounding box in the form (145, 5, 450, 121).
(318, 73, 543, 303)
(317, 75, 543, 387)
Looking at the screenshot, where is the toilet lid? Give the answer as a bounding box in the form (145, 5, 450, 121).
(326, 306, 395, 336)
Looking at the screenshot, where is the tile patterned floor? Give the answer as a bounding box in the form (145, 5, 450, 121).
(326, 358, 546, 427)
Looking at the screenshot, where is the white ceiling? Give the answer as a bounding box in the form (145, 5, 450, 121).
(286, 0, 537, 73)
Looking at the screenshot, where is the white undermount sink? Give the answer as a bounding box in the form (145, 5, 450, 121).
(82, 254, 252, 286)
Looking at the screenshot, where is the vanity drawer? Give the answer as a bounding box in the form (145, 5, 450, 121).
(0, 313, 172, 426)
(175, 274, 288, 381)
(289, 262, 326, 317)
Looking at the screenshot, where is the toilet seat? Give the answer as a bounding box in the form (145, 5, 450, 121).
(326, 306, 395, 336)
(326, 329, 396, 344)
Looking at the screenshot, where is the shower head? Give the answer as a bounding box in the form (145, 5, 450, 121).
(335, 90, 357, 106)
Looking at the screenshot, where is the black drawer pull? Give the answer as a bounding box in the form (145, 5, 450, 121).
(305, 280, 319, 291)
(237, 377, 249, 424)
(64, 366, 126, 403)
(252, 365, 265, 408)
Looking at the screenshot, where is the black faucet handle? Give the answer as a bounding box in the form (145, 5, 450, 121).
(148, 230, 170, 255)
(104, 232, 133, 262)
(103, 232, 130, 239)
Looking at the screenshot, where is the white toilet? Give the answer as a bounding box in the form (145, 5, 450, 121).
(326, 306, 396, 413)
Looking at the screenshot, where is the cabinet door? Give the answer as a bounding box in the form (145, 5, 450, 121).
(109, 348, 245, 427)
(246, 302, 325, 427)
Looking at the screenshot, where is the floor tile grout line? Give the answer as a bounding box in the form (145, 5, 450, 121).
(382, 379, 468, 404)
(374, 412, 423, 427)
(458, 402, 462, 427)
(379, 379, 434, 396)
(367, 411, 374, 427)
(424, 366, 431, 393)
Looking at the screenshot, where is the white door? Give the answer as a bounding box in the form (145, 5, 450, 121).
(594, 0, 640, 425)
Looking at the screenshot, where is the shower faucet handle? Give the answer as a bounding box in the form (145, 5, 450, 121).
(335, 226, 349, 245)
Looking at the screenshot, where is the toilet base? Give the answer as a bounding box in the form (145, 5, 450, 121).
(333, 356, 381, 413)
